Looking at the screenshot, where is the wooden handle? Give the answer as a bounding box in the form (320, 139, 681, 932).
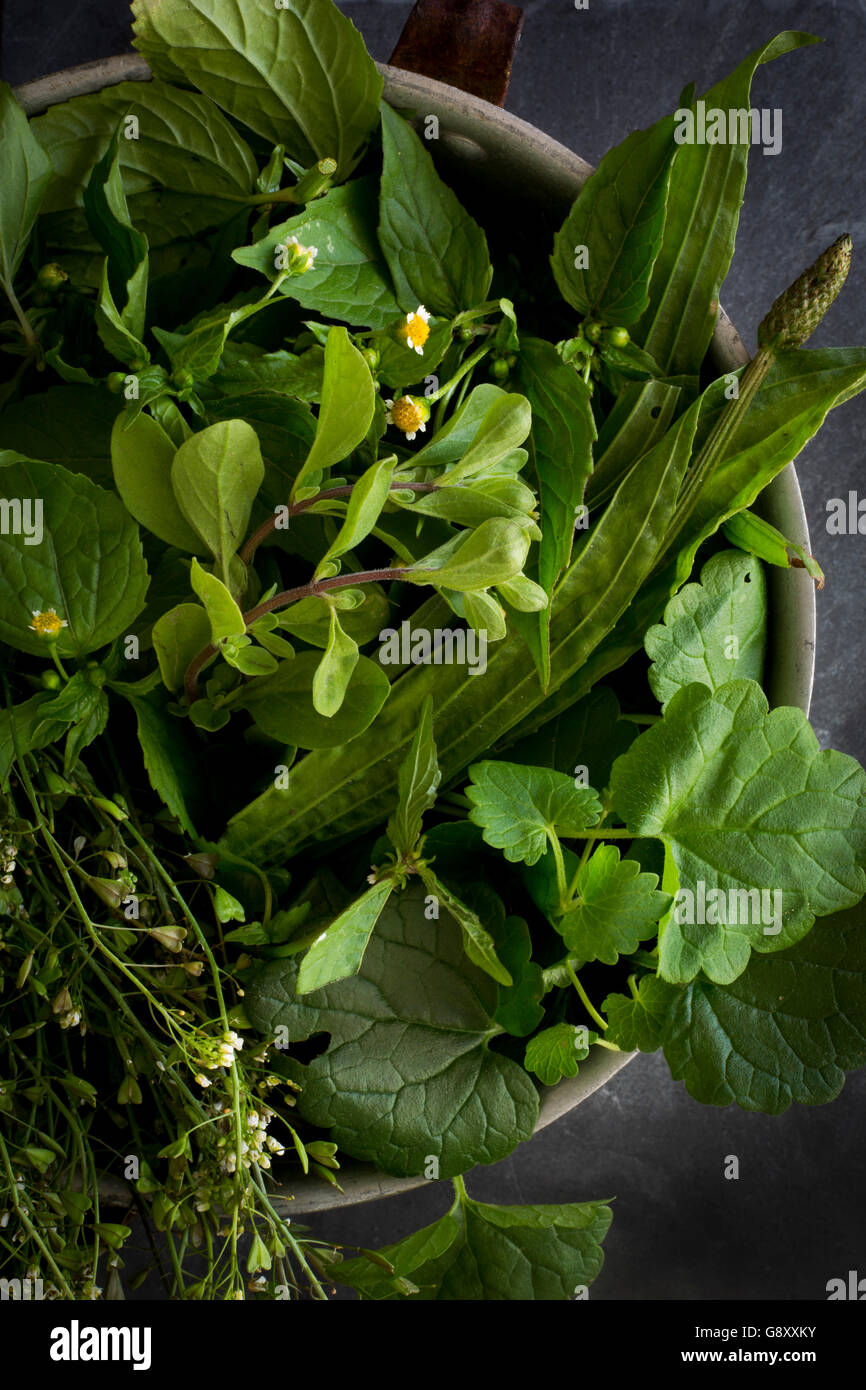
(388, 0, 524, 108)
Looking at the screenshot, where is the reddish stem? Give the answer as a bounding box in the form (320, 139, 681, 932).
(238, 480, 439, 567)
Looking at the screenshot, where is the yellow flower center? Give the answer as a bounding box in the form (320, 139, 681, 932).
(396, 313, 430, 351)
(30, 609, 66, 638)
(391, 397, 424, 433)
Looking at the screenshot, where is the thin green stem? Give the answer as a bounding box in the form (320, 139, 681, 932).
(565, 962, 608, 1032)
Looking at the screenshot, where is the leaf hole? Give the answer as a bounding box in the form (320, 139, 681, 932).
(650, 406, 661, 418)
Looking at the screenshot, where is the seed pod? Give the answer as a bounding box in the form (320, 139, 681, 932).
(758, 234, 852, 350)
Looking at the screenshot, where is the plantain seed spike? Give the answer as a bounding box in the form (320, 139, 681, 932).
(758, 234, 853, 350)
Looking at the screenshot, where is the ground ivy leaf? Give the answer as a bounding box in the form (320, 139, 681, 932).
(661, 897, 866, 1113)
(245, 881, 538, 1177)
(559, 844, 670, 965)
(0, 457, 148, 659)
(524, 1021, 595, 1086)
(610, 680, 866, 985)
(378, 102, 493, 316)
(410, 1196, 613, 1300)
(645, 549, 767, 708)
(296, 879, 394, 994)
(386, 695, 440, 856)
(466, 761, 602, 865)
(603, 974, 679, 1053)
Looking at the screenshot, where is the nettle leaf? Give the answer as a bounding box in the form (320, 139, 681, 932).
(312, 607, 359, 717)
(152, 603, 211, 693)
(111, 411, 202, 553)
(378, 102, 493, 316)
(610, 680, 866, 985)
(117, 690, 198, 835)
(645, 550, 767, 708)
(514, 338, 595, 594)
(296, 879, 394, 994)
(559, 844, 670, 966)
(603, 974, 678, 1053)
(420, 866, 512, 987)
(661, 897, 866, 1113)
(131, 0, 382, 180)
(551, 114, 675, 323)
(506, 686, 639, 798)
(245, 881, 539, 1177)
(0, 457, 148, 658)
(386, 695, 440, 855)
(239, 650, 390, 749)
(292, 327, 375, 497)
(524, 1022, 595, 1086)
(189, 558, 245, 643)
(0, 81, 52, 301)
(407, 1196, 612, 1301)
(492, 915, 545, 1037)
(466, 762, 602, 866)
(233, 178, 401, 329)
(171, 419, 264, 581)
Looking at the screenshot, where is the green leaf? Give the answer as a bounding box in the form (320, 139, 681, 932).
(419, 867, 512, 986)
(0, 81, 52, 301)
(111, 411, 203, 552)
(436, 393, 531, 487)
(330, 1213, 460, 1300)
(466, 762, 602, 866)
(372, 317, 453, 389)
(209, 343, 324, 402)
(378, 102, 492, 316)
(635, 32, 820, 375)
(0, 457, 148, 658)
(272, 588, 389, 649)
(238, 650, 390, 749)
(386, 695, 440, 855)
(505, 686, 639, 798)
(154, 294, 276, 383)
(603, 975, 678, 1053)
(559, 844, 670, 965)
(0, 695, 68, 783)
(722, 508, 824, 586)
(171, 418, 264, 581)
(245, 881, 538, 1177)
(514, 338, 595, 594)
(233, 178, 401, 329)
(311, 607, 359, 717)
(645, 549, 767, 708)
(610, 680, 866, 984)
(296, 879, 394, 994)
(551, 116, 675, 323)
(492, 916, 545, 1037)
(0, 387, 118, 485)
(292, 327, 375, 498)
(660, 897, 866, 1113)
(586, 378, 683, 512)
(316, 456, 395, 575)
(152, 602, 211, 693)
(131, 0, 382, 180)
(189, 558, 246, 644)
(83, 127, 148, 340)
(524, 1022, 595, 1086)
(411, 384, 513, 472)
(406, 518, 531, 593)
(116, 689, 197, 834)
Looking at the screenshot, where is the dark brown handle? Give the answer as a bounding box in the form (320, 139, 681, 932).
(388, 0, 524, 108)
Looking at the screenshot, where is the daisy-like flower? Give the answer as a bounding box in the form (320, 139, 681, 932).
(394, 304, 431, 355)
(28, 609, 67, 639)
(384, 395, 431, 442)
(282, 235, 318, 275)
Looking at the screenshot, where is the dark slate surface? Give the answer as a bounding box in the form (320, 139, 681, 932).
(2, 0, 864, 1301)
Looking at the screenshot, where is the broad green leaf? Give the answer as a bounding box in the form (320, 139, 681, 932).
(505, 686, 639, 798)
(116, 689, 197, 835)
(645, 549, 767, 708)
(378, 102, 492, 317)
(154, 294, 276, 382)
(292, 327, 375, 498)
(514, 338, 595, 594)
(558, 844, 670, 965)
(635, 32, 820, 375)
(586, 378, 682, 512)
(111, 411, 202, 552)
(524, 1022, 595, 1086)
(171, 419, 264, 581)
(492, 916, 545, 1037)
(273, 587, 389, 649)
(296, 879, 394, 994)
(661, 897, 866, 1113)
(131, 0, 382, 180)
(602, 974, 678, 1053)
(245, 881, 538, 1177)
(83, 127, 148, 342)
(209, 343, 324, 403)
(407, 1194, 612, 1300)
(206, 391, 316, 510)
(419, 867, 512, 986)
(0, 694, 68, 783)
(610, 680, 866, 985)
(466, 762, 602, 866)
(233, 178, 402, 329)
(316, 456, 396, 575)
(311, 607, 359, 717)
(406, 518, 531, 593)
(0, 82, 52, 301)
(386, 695, 440, 855)
(437, 394, 532, 487)
(551, 116, 675, 323)
(238, 651, 390, 749)
(189, 559, 246, 644)
(152, 603, 212, 693)
(0, 387, 118, 485)
(410, 384, 511, 472)
(0, 457, 148, 658)
(329, 1213, 461, 1300)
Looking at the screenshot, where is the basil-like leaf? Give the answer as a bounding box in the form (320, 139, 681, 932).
(0, 82, 52, 308)
(296, 879, 394, 994)
(312, 606, 359, 717)
(292, 327, 375, 498)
